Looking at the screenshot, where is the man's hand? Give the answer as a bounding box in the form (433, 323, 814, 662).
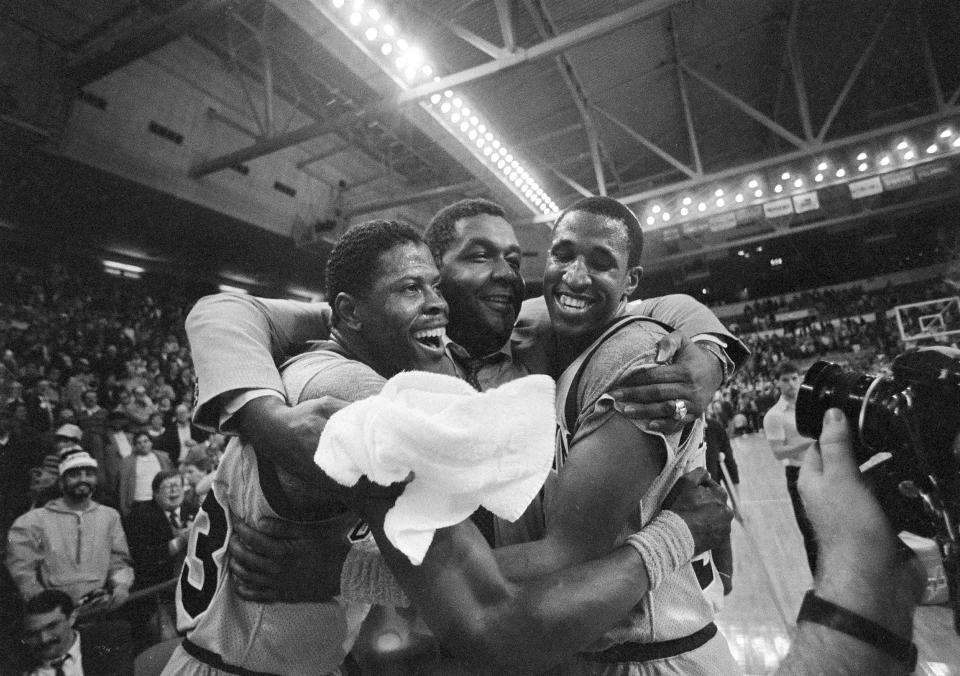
(236, 395, 349, 486)
(607, 332, 723, 433)
(227, 512, 352, 603)
(662, 468, 733, 556)
(799, 408, 924, 637)
(106, 586, 129, 611)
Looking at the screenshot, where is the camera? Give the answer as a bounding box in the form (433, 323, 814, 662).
(796, 348, 960, 631)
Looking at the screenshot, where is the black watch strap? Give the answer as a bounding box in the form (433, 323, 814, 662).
(797, 590, 918, 672)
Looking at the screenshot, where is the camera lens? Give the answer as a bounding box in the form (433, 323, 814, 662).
(796, 361, 897, 460)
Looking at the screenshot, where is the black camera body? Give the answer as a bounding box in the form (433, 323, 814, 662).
(796, 348, 960, 631)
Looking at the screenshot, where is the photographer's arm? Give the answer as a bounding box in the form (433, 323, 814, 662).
(776, 410, 924, 676)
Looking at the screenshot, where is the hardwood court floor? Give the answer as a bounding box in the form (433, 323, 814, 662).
(716, 432, 960, 675)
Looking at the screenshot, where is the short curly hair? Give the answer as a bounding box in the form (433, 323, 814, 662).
(424, 199, 506, 262)
(325, 220, 425, 324)
(554, 196, 644, 268)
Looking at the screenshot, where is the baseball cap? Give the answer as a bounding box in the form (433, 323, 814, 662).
(59, 450, 98, 475)
(55, 424, 83, 442)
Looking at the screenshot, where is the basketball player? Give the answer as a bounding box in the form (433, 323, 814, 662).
(165, 220, 734, 676)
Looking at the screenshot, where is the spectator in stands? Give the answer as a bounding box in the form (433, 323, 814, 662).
(25, 380, 56, 433)
(124, 470, 195, 590)
(763, 361, 818, 575)
(4, 588, 135, 676)
(123, 386, 155, 433)
(63, 358, 94, 413)
(0, 410, 40, 536)
(151, 374, 175, 407)
(4, 590, 84, 675)
(111, 389, 133, 418)
(6, 451, 133, 608)
(160, 403, 207, 465)
(101, 412, 131, 508)
(178, 448, 213, 512)
(145, 412, 168, 453)
(76, 390, 107, 449)
(117, 432, 172, 517)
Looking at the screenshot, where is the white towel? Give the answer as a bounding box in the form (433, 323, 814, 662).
(315, 371, 556, 565)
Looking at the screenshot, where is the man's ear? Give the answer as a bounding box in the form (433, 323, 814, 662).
(624, 265, 643, 299)
(333, 292, 363, 332)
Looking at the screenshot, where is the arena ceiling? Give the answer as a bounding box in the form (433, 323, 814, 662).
(2, 0, 959, 298)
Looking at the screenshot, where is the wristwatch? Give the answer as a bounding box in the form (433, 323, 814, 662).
(797, 590, 918, 672)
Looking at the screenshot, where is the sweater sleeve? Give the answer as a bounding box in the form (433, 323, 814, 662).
(5, 513, 45, 600)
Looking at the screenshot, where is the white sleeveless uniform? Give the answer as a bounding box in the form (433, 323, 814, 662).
(163, 346, 388, 676)
(550, 317, 738, 676)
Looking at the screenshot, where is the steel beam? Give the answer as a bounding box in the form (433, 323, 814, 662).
(198, 0, 680, 176)
(523, 0, 610, 194)
(396, 0, 685, 105)
(68, 0, 234, 86)
(519, 123, 584, 149)
(296, 145, 351, 168)
(592, 104, 698, 179)
(817, 0, 899, 142)
(915, 0, 944, 110)
(226, 28, 267, 138)
(682, 64, 807, 149)
(493, 0, 516, 52)
(546, 166, 594, 197)
(190, 100, 394, 177)
(786, 0, 815, 141)
(207, 107, 258, 138)
(670, 10, 703, 176)
(346, 180, 482, 216)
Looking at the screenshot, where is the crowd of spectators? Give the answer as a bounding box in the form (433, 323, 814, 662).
(0, 254, 225, 665)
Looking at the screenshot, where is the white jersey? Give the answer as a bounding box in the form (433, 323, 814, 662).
(551, 317, 736, 675)
(168, 439, 373, 676)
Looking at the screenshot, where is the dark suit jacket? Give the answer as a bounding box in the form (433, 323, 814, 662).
(117, 451, 172, 516)
(157, 424, 208, 465)
(124, 500, 197, 589)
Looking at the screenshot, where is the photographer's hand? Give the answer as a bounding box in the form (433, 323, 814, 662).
(777, 408, 925, 676)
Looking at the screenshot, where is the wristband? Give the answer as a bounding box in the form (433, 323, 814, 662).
(623, 510, 695, 590)
(797, 590, 917, 672)
(340, 540, 410, 607)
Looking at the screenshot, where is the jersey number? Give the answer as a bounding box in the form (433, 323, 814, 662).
(179, 489, 229, 619)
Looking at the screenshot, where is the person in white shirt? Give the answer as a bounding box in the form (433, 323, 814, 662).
(117, 432, 172, 516)
(763, 361, 818, 574)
